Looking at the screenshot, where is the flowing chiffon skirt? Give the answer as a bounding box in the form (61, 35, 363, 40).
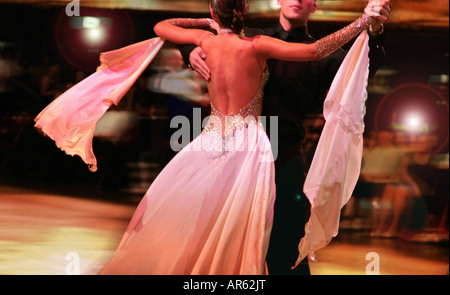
(99, 119, 275, 275)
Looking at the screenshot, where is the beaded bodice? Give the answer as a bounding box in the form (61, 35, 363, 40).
(204, 70, 269, 140)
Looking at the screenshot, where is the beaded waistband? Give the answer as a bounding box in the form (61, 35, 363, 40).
(204, 71, 268, 139)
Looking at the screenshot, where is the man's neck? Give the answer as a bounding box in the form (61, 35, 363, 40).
(279, 16, 307, 32)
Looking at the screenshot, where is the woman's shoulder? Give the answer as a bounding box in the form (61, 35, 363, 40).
(202, 34, 255, 50)
(249, 35, 280, 56)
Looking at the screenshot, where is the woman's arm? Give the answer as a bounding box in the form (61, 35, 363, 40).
(154, 18, 217, 47)
(253, 14, 374, 62)
(252, 36, 319, 62)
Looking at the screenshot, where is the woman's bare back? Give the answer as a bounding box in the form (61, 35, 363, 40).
(200, 34, 266, 115)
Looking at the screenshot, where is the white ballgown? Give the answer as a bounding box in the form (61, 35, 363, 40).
(99, 71, 276, 275)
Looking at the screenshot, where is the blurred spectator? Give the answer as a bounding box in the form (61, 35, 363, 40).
(367, 131, 426, 238)
(148, 48, 210, 109)
(145, 47, 211, 166)
(360, 130, 407, 184)
(404, 135, 442, 233)
(39, 62, 70, 103)
(0, 49, 23, 92)
(343, 130, 380, 219)
(1, 48, 24, 113)
(129, 74, 156, 117)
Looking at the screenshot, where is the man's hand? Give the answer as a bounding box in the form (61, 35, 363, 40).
(365, 0, 391, 34)
(189, 47, 211, 81)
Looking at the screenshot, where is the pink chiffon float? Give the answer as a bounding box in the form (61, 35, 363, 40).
(34, 38, 164, 172)
(297, 32, 371, 265)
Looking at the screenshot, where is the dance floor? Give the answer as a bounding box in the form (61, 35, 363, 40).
(0, 185, 448, 275)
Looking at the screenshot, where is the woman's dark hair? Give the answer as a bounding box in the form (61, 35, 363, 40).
(209, 0, 247, 34)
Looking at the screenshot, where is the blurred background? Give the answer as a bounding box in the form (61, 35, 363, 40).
(0, 0, 448, 274)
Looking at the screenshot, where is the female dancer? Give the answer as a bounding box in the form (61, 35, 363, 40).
(97, 0, 381, 274)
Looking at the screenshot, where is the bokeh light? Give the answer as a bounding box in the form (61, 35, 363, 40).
(83, 27, 106, 45)
(55, 8, 134, 72)
(405, 112, 423, 131)
(269, 0, 280, 9)
(374, 83, 449, 154)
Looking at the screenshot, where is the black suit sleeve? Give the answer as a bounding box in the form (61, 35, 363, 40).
(179, 44, 197, 68)
(367, 34, 386, 78)
(320, 32, 386, 84)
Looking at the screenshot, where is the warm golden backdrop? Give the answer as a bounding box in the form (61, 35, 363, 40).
(0, 0, 448, 28)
